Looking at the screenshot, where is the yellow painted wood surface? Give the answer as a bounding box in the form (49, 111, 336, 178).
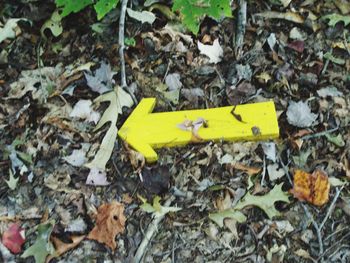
(118, 98, 279, 162)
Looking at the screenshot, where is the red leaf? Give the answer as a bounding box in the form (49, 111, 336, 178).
(2, 223, 25, 254)
(288, 40, 305, 53)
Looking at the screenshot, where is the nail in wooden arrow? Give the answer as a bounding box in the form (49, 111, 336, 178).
(118, 98, 279, 162)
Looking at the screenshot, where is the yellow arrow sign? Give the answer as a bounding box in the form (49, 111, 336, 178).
(118, 98, 279, 162)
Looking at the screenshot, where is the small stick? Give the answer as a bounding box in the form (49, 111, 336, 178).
(321, 49, 331, 75)
(133, 197, 175, 263)
(260, 156, 266, 186)
(119, 0, 128, 88)
(301, 204, 324, 255)
(118, 0, 138, 104)
(319, 186, 344, 231)
(235, 0, 247, 52)
(317, 232, 350, 261)
(300, 127, 339, 140)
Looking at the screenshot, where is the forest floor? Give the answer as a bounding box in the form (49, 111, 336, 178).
(1, 0, 350, 262)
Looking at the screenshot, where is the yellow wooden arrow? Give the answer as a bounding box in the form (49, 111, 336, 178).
(118, 98, 279, 162)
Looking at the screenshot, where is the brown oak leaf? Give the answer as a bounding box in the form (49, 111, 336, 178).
(290, 169, 330, 206)
(87, 201, 126, 251)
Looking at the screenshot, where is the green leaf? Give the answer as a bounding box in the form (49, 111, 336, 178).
(324, 52, 346, 65)
(208, 184, 225, 191)
(292, 149, 312, 167)
(152, 196, 162, 212)
(16, 151, 33, 165)
(234, 183, 290, 219)
(325, 133, 345, 147)
(140, 203, 156, 213)
(140, 196, 182, 218)
(210, 184, 290, 227)
(22, 220, 55, 263)
(209, 209, 246, 227)
(125, 37, 136, 46)
(55, 0, 93, 17)
(172, 0, 231, 34)
(94, 0, 119, 20)
(11, 138, 25, 148)
(322, 14, 350, 27)
(6, 169, 19, 190)
(329, 177, 347, 187)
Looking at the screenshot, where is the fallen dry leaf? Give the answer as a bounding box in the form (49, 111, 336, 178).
(87, 201, 126, 251)
(229, 163, 262, 176)
(290, 169, 330, 206)
(127, 147, 146, 170)
(46, 235, 85, 262)
(177, 117, 207, 142)
(197, 39, 223, 64)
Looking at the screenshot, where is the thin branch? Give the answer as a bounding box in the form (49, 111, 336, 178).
(300, 127, 339, 140)
(118, 0, 128, 88)
(235, 0, 247, 52)
(118, 0, 138, 104)
(319, 186, 344, 231)
(301, 204, 324, 255)
(260, 156, 266, 186)
(133, 197, 175, 263)
(317, 232, 350, 261)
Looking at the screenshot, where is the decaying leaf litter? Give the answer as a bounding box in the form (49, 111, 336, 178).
(1, 1, 350, 262)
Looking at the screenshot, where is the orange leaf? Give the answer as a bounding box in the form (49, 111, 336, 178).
(87, 201, 126, 251)
(290, 169, 330, 206)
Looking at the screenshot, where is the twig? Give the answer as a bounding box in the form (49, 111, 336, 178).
(260, 156, 266, 186)
(301, 204, 324, 255)
(324, 227, 347, 242)
(343, 31, 350, 56)
(118, 0, 128, 89)
(133, 196, 175, 263)
(300, 127, 339, 140)
(171, 233, 176, 263)
(162, 61, 171, 83)
(319, 186, 344, 231)
(317, 232, 350, 261)
(235, 0, 247, 50)
(118, 0, 138, 104)
(277, 152, 293, 186)
(327, 245, 350, 261)
(214, 65, 225, 85)
(0, 215, 42, 221)
(321, 48, 333, 75)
